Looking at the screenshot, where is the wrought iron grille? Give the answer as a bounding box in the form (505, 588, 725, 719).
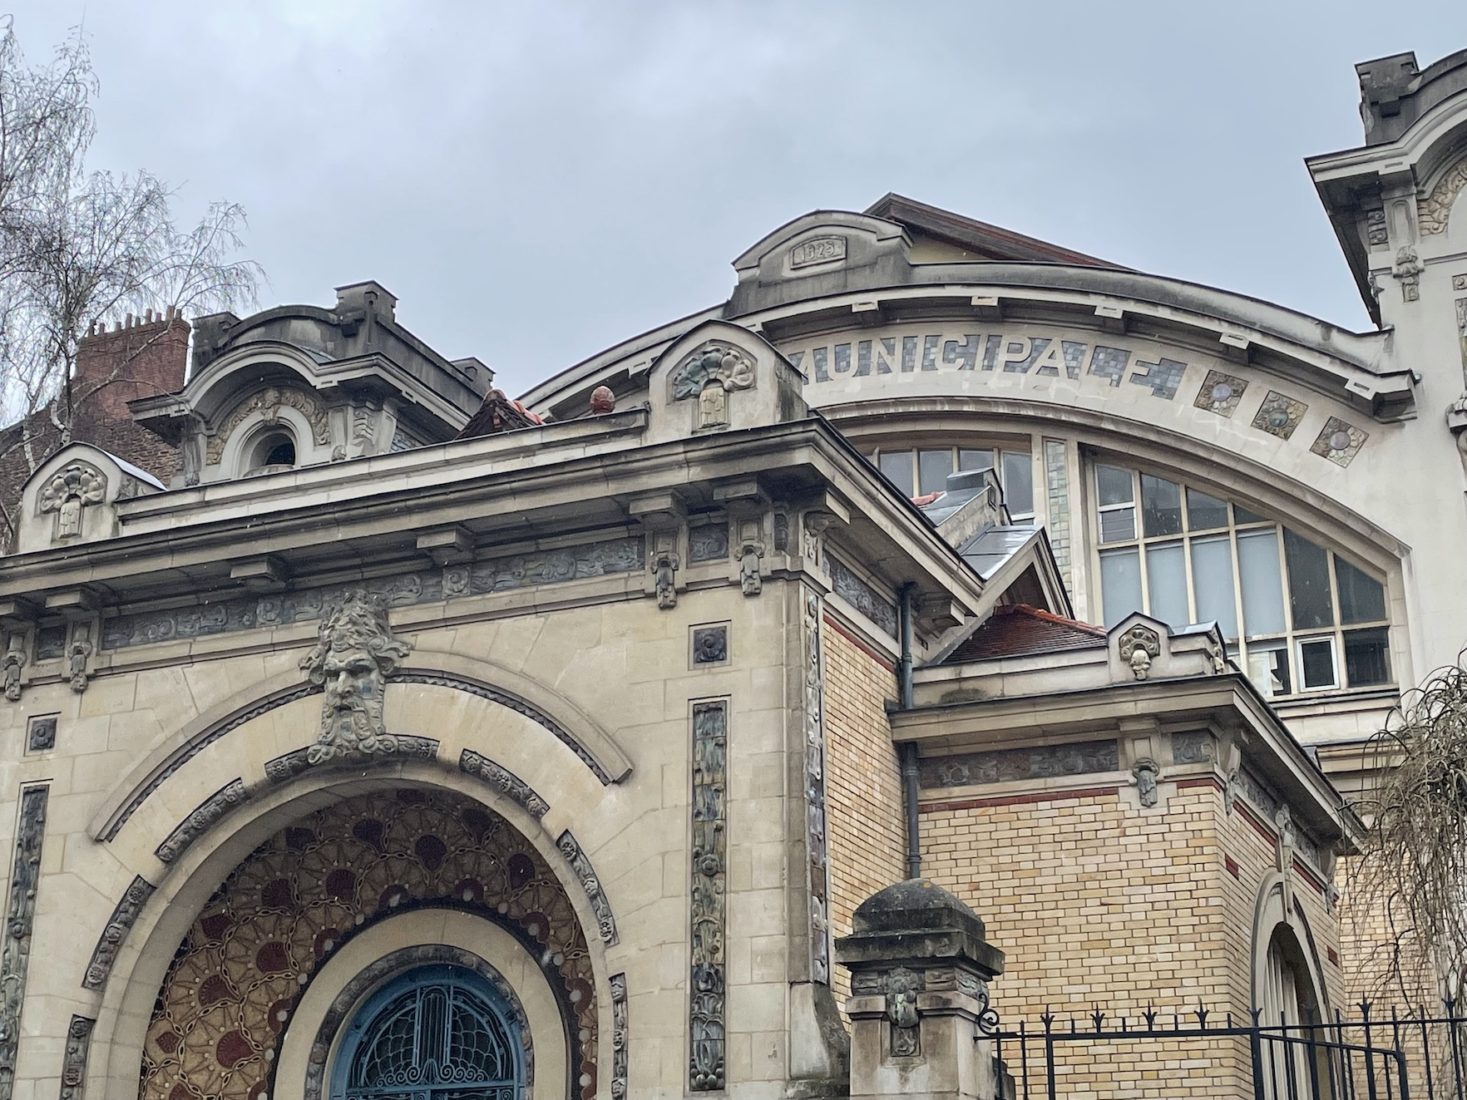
(989, 999, 1467, 1100)
(334, 965, 522, 1100)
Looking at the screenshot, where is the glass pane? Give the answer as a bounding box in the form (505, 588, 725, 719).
(1247, 642, 1292, 698)
(1146, 542, 1189, 628)
(1099, 507, 1135, 544)
(958, 448, 994, 472)
(1233, 503, 1270, 525)
(918, 449, 955, 495)
(1336, 556, 1386, 624)
(1344, 627, 1391, 687)
(1186, 487, 1229, 531)
(1096, 464, 1134, 506)
(1002, 451, 1034, 516)
(1238, 530, 1286, 636)
(1298, 637, 1338, 690)
(1191, 536, 1238, 638)
(1140, 474, 1183, 536)
(878, 451, 914, 494)
(1283, 530, 1334, 630)
(1100, 548, 1142, 629)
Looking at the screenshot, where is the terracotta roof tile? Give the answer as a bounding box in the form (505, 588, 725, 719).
(944, 604, 1105, 663)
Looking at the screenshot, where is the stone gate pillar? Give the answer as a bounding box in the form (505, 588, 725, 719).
(835, 880, 1006, 1100)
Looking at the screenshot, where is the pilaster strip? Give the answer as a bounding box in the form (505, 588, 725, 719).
(0, 785, 48, 1100)
(802, 590, 831, 984)
(82, 875, 155, 991)
(59, 1014, 95, 1100)
(689, 700, 727, 1091)
(610, 972, 629, 1100)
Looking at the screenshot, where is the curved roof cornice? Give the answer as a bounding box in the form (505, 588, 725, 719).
(520, 266, 1405, 421)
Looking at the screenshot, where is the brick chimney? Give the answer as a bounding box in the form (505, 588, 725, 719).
(72, 308, 190, 428)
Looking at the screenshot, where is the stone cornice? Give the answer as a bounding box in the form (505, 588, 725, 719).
(0, 416, 989, 650)
(892, 673, 1360, 847)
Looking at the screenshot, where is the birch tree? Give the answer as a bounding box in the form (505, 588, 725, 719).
(0, 17, 260, 529)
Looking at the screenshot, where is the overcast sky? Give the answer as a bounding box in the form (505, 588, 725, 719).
(11, 2, 1467, 397)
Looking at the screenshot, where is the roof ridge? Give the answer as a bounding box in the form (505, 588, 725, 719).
(1002, 602, 1106, 636)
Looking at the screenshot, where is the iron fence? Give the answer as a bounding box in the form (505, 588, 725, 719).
(989, 999, 1467, 1099)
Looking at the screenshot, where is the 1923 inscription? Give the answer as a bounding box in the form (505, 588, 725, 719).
(790, 236, 847, 269)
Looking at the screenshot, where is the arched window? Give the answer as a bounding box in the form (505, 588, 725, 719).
(331, 964, 525, 1100)
(1090, 462, 1392, 697)
(1258, 923, 1330, 1099)
(245, 428, 297, 475)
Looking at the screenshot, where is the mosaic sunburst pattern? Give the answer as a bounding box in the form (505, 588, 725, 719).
(140, 789, 597, 1100)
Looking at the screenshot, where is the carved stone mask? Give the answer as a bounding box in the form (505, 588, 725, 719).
(300, 591, 411, 763)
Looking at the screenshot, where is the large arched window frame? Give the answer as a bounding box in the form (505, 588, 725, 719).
(331, 963, 526, 1100)
(1086, 460, 1394, 699)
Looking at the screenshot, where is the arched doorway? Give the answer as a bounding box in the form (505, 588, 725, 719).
(138, 787, 597, 1100)
(331, 963, 524, 1100)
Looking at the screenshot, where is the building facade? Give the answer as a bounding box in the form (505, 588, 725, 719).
(1, 47, 1465, 1100)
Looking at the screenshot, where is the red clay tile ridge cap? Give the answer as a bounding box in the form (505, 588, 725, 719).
(455, 388, 545, 440)
(1004, 604, 1105, 636)
(943, 603, 1106, 664)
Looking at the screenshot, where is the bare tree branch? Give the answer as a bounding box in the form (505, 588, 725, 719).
(0, 16, 261, 541)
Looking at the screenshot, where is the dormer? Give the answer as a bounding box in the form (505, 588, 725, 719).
(128, 283, 495, 486)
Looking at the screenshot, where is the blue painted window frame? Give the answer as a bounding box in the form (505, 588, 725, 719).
(330, 963, 524, 1100)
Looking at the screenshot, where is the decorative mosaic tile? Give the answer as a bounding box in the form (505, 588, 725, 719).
(139, 789, 600, 1100)
(25, 715, 57, 753)
(1251, 391, 1308, 440)
(1309, 417, 1369, 467)
(1193, 370, 1249, 418)
(691, 624, 728, 665)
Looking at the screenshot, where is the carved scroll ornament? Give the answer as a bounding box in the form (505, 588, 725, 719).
(38, 462, 105, 541)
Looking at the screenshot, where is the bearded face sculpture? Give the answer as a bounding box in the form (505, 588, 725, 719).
(300, 590, 412, 764)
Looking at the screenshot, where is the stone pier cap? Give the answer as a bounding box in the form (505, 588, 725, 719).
(836, 879, 1005, 979)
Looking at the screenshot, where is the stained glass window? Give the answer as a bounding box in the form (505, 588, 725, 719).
(333, 964, 524, 1100)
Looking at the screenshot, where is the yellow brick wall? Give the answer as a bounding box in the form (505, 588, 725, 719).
(821, 615, 904, 1011)
(919, 778, 1346, 1098)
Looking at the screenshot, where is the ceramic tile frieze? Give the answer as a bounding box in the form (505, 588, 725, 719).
(458, 749, 550, 818)
(689, 700, 727, 1091)
(556, 830, 618, 945)
(83, 874, 155, 990)
(101, 537, 644, 651)
(827, 557, 897, 635)
(0, 786, 47, 1100)
(155, 779, 249, 864)
(918, 740, 1119, 789)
